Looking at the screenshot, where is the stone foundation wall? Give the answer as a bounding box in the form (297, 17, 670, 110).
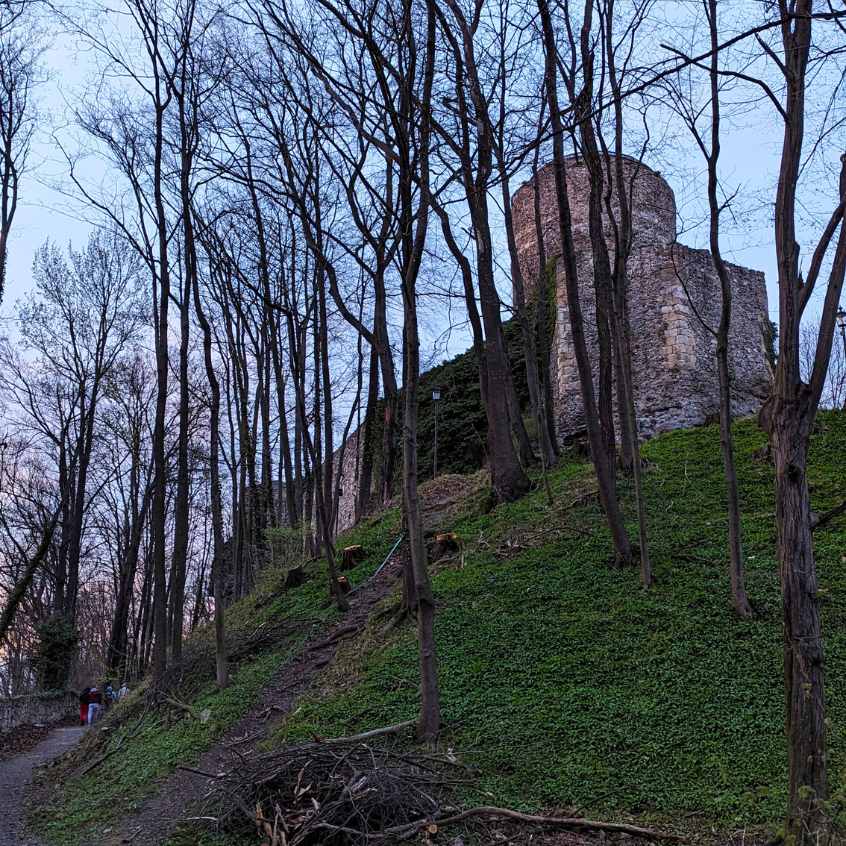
(274, 428, 364, 536)
(0, 691, 77, 733)
(512, 156, 772, 442)
(332, 429, 363, 534)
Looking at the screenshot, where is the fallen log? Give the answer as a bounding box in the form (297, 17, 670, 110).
(811, 498, 846, 531)
(320, 719, 416, 745)
(385, 805, 685, 843)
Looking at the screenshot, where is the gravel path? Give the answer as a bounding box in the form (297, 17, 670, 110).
(105, 555, 404, 846)
(0, 725, 86, 846)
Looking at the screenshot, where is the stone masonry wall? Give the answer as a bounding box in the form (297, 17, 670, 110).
(332, 428, 363, 534)
(275, 428, 363, 535)
(0, 691, 77, 734)
(512, 156, 772, 441)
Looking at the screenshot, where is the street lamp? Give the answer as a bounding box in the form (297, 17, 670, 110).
(432, 387, 442, 478)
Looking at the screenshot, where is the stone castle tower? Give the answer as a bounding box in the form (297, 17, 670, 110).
(511, 156, 773, 441)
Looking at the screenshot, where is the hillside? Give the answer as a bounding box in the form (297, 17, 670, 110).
(31, 413, 846, 845)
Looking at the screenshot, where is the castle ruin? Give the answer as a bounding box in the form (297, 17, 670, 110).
(511, 157, 773, 441)
(288, 157, 774, 537)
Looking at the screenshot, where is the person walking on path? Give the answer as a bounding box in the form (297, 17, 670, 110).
(86, 687, 103, 725)
(78, 688, 90, 726)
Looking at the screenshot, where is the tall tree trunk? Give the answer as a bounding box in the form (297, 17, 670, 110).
(699, 0, 752, 617)
(151, 99, 172, 690)
(537, 0, 632, 566)
(169, 281, 191, 662)
(600, 9, 653, 587)
(404, 0, 440, 742)
(356, 343, 380, 519)
(717, 350, 752, 617)
(531, 131, 560, 457)
(502, 172, 556, 468)
(761, 4, 846, 837)
(773, 423, 826, 840)
(440, 5, 531, 501)
(194, 258, 228, 688)
(108, 485, 152, 675)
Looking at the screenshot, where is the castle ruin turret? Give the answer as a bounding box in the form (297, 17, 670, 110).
(511, 157, 773, 440)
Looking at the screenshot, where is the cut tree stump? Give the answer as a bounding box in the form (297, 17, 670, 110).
(336, 575, 352, 594)
(340, 545, 365, 571)
(430, 532, 460, 562)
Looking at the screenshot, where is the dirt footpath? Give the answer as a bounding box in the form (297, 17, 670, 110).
(0, 725, 85, 846)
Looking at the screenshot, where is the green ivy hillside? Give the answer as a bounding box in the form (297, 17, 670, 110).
(267, 412, 846, 840)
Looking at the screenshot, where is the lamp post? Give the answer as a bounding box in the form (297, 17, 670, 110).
(837, 306, 846, 408)
(432, 387, 441, 478)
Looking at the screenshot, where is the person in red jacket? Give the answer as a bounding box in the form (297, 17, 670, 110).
(78, 687, 90, 726)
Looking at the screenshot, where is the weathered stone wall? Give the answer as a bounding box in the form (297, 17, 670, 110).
(512, 156, 772, 441)
(0, 691, 77, 734)
(332, 428, 364, 534)
(274, 428, 364, 536)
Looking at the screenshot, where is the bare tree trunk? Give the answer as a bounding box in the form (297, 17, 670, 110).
(356, 343, 379, 520)
(773, 421, 827, 841)
(537, 0, 632, 566)
(169, 281, 191, 662)
(194, 252, 228, 688)
(405, 0, 440, 743)
(502, 174, 556, 468)
(439, 0, 530, 502)
(151, 106, 172, 689)
(700, 0, 753, 618)
(108, 484, 152, 675)
(757, 3, 846, 837)
(531, 122, 560, 458)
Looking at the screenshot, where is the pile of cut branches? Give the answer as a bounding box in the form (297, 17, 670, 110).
(203, 724, 462, 844)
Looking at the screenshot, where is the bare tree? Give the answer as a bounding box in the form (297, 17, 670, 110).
(749, 3, 846, 840)
(0, 231, 144, 685)
(259, 0, 442, 738)
(659, 0, 754, 617)
(0, 3, 40, 302)
(536, 0, 635, 569)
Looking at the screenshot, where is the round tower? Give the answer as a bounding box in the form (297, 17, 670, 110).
(511, 156, 677, 293)
(509, 154, 771, 442)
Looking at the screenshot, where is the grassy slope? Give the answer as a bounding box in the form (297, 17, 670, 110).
(37, 414, 846, 844)
(270, 413, 846, 838)
(34, 510, 401, 846)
